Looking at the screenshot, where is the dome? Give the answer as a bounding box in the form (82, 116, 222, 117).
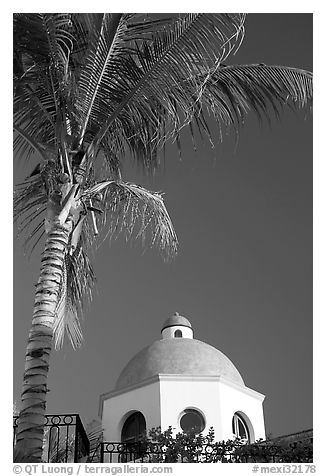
(115, 338, 244, 390)
(161, 312, 192, 331)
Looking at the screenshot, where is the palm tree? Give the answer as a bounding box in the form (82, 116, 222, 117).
(13, 13, 312, 462)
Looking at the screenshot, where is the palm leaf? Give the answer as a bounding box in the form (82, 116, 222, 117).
(86, 420, 103, 463)
(14, 124, 50, 163)
(14, 175, 47, 253)
(80, 14, 246, 164)
(14, 13, 78, 166)
(84, 180, 178, 261)
(74, 13, 124, 145)
(203, 63, 313, 127)
(53, 240, 95, 350)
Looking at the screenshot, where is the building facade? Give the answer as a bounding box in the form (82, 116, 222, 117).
(99, 313, 266, 445)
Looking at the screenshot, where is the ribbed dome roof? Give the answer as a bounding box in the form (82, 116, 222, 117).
(115, 338, 244, 390)
(161, 312, 192, 331)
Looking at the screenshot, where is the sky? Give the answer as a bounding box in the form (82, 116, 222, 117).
(13, 13, 313, 440)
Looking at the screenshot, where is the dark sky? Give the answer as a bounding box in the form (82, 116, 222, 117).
(13, 13, 313, 439)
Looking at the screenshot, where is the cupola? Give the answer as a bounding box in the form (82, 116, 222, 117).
(161, 311, 193, 339)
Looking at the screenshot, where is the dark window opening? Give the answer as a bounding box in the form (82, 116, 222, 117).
(174, 329, 182, 337)
(180, 409, 205, 434)
(121, 412, 146, 462)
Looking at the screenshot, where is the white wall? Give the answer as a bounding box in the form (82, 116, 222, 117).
(159, 376, 223, 439)
(101, 375, 265, 443)
(218, 380, 266, 442)
(159, 376, 265, 442)
(161, 326, 193, 339)
(101, 380, 161, 441)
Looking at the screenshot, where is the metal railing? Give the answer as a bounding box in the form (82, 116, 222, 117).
(99, 440, 313, 463)
(13, 414, 89, 463)
(13, 417, 312, 464)
(99, 441, 156, 463)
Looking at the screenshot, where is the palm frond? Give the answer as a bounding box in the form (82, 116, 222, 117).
(14, 175, 48, 253)
(83, 180, 178, 261)
(14, 87, 57, 161)
(202, 63, 313, 128)
(86, 420, 103, 462)
(14, 13, 78, 165)
(74, 13, 124, 144)
(53, 241, 95, 350)
(74, 14, 180, 145)
(14, 124, 49, 163)
(81, 14, 246, 165)
(14, 14, 73, 67)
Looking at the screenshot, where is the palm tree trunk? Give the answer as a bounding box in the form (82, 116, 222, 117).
(15, 216, 73, 462)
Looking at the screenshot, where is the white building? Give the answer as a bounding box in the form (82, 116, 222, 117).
(99, 312, 265, 445)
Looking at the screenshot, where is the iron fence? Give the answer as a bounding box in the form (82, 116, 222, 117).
(13, 414, 89, 463)
(13, 417, 312, 464)
(99, 440, 313, 463)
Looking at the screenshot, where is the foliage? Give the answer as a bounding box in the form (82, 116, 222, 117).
(138, 426, 313, 463)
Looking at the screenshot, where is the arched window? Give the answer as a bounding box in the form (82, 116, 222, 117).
(179, 408, 205, 434)
(174, 329, 182, 337)
(232, 412, 249, 442)
(121, 412, 146, 462)
(121, 411, 146, 443)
